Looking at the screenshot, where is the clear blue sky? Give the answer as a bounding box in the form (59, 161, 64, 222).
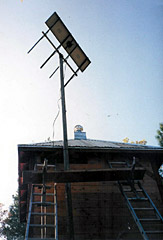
(0, 0, 163, 206)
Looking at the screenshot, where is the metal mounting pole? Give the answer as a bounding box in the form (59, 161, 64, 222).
(59, 53, 69, 169)
(59, 53, 74, 240)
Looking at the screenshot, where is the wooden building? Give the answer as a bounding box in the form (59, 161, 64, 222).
(18, 138, 163, 240)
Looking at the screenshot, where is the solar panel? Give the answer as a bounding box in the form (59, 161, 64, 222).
(45, 12, 91, 72)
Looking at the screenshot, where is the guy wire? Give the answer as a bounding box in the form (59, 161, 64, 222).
(52, 95, 61, 142)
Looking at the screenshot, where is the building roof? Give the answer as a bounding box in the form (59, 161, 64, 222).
(18, 139, 163, 152)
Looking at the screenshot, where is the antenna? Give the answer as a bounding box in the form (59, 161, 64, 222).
(28, 12, 91, 240)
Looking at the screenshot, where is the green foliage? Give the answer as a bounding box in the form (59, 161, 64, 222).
(156, 123, 163, 147)
(0, 193, 26, 240)
(0, 203, 7, 229)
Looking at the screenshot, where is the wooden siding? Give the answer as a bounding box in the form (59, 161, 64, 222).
(55, 162, 163, 240)
(18, 147, 163, 239)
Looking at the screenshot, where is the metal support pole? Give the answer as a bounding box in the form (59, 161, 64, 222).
(59, 53, 74, 240)
(59, 53, 69, 169)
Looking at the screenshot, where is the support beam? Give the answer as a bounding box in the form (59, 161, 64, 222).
(23, 168, 145, 184)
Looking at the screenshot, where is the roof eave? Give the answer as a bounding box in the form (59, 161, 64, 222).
(18, 145, 163, 154)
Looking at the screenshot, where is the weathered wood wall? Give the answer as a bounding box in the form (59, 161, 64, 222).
(18, 147, 163, 239)
(55, 160, 163, 240)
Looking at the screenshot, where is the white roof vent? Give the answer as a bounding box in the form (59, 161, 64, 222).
(74, 125, 87, 140)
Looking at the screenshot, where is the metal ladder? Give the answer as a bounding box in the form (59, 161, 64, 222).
(108, 158, 163, 240)
(25, 160, 58, 240)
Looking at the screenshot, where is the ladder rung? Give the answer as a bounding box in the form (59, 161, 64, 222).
(30, 224, 55, 228)
(146, 230, 163, 234)
(36, 164, 55, 167)
(28, 238, 56, 240)
(139, 218, 161, 222)
(32, 201, 55, 206)
(31, 212, 55, 216)
(33, 193, 54, 196)
(133, 208, 154, 211)
(124, 189, 143, 192)
(128, 197, 148, 201)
